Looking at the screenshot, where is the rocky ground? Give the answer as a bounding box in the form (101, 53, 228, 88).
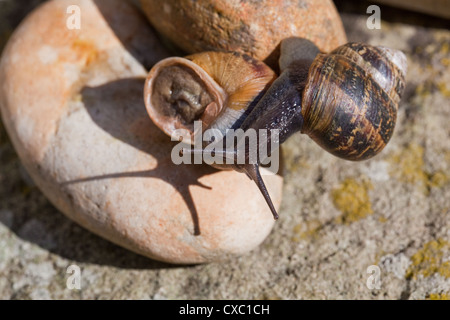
(0, 0, 449, 299)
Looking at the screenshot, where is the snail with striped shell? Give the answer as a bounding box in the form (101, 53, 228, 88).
(144, 38, 407, 220)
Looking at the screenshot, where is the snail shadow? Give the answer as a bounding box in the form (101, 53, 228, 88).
(66, 78, 218, 238)
(0, 92, 209, 270)
(35, 77, 218, 268)
(64, 0, 219, 255)
(0, 79, 207, 270)
(0, 1, 206, 270)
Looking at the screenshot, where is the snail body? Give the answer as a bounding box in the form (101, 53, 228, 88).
(144, 38, 408, 219)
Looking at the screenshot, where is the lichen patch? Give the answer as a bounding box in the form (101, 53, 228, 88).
(406, 239, 450, 280)
(428, 293, 450, 300)
(388, 143, 450, 194)
(292, 219, 322, 241)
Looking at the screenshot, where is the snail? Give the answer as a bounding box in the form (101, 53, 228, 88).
(144, 37, 407, 220)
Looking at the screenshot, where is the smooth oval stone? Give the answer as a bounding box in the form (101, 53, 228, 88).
(140, 0, 347, 69)
(0, 0, 282, 264)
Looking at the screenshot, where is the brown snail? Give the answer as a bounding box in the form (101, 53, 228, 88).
(139, 0, 348, 68)
(144, 38, 408, 220)
(145, 51, 277, 145)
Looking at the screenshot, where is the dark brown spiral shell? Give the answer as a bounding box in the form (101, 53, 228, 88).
(301, 42, 407, 161)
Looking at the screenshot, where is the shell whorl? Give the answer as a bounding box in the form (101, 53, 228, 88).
(144, 51, 276, 144)
(301, 42, 407, 161)
(331, 43, 407, 105)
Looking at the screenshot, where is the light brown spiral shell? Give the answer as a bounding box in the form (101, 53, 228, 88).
(144, 51, 276, 144)
(301, 43, 407, 161)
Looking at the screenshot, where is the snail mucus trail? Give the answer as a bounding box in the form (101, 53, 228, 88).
(144, 37, 408, 220)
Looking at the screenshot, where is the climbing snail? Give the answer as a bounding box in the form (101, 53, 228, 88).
(143, 37, 408, 220)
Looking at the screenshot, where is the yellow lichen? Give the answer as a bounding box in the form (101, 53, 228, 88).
(332, 178, 373, 224)
(437, 82, 450, 98)
(428, 293, 449, 300)
(428, 171, 450, 188)
(388, 143, 449, 194)
(292, 219, 322, 241)
(440, 42, 449, 55)
(378, 216, 388, 223)
(406, 239, 450, 280)
(389, 143, 427, 184)
(442, 58, 450, 67)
